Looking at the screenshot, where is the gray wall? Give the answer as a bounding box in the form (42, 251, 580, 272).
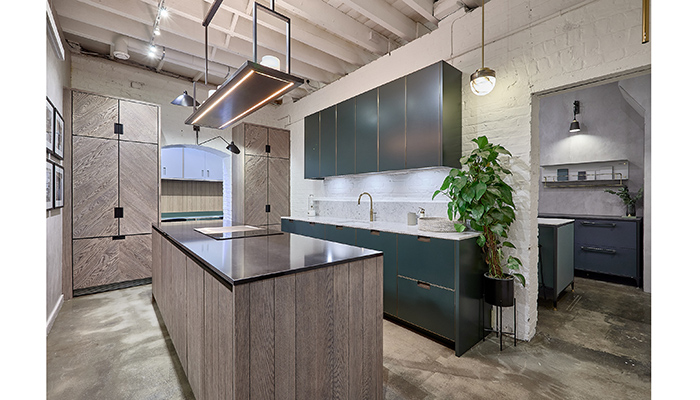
(538, 77, 648, 217)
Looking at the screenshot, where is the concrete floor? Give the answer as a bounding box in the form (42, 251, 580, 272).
(47, 277, 650, 399)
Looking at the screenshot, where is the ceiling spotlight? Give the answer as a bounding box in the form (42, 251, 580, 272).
(160, 7, 169, 18)
(148, 45, 158, 57)
(569, 101, 581, 133)
(154, 27, 161, 36)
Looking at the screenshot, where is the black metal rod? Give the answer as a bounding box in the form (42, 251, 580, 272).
(203, 0, 223, 27)
(205, 27, 209, 85)
(253, 4, 257, 63)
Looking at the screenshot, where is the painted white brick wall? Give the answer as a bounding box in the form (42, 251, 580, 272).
(275, 0, 650, 341)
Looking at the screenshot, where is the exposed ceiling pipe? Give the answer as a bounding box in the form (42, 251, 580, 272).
(113, 35, 130, 60)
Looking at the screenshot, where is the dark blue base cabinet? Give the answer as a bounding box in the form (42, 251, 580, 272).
(282, 218, 488, 356)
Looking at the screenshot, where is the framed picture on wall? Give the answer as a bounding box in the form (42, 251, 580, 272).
(54, 164, 64, 208)
(54, 109, 64, 159)
(46, 98, 55, 153)
(46, 161, 54, 210)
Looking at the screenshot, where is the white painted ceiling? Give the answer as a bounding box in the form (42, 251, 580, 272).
(53, 0, 486, 101)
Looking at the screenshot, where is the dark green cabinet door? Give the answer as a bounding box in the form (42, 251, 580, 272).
(397, 276, 454, 340)
(355, 89, 378, 174)
(336, 98, 355, 176)
(378, 77, 405, 171)
(324, 225, 356, 246)
(281, 219, 296, 234)
(397, 235, 455, 289)
(304, 114, 320, 179)
(406, 63, 441, 169)
(356, 229, 398, 317)
(319, 106, 336, 178)
(297, 221, 325, 239)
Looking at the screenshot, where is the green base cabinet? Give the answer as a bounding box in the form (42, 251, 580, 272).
(282, 218, 487, 356)
(356, 229, 399, 318)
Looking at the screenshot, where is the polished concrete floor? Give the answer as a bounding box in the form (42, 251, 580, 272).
(47, 277, 650, 399)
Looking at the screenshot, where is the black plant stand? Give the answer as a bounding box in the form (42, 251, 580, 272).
(482, 297, 517, 351)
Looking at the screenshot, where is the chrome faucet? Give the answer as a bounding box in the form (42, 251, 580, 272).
(358, 192, 374, 222)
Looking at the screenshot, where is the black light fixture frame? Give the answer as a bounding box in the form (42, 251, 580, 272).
(198, 134, 241, 154)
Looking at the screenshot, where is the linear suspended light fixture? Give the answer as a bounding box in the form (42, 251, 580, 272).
(185, 1, 303, 130)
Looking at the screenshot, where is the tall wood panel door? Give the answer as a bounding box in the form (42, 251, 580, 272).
(268, 157, 290, 226)
(245, 155, 269, 226)
(244, 124, 268, 156)
(269, 128, 290, 159)
(120, 141, 159, 235)
(72, 136, 119, 238)
(72, 91, 119, 139)
(119, 100, 159, 144)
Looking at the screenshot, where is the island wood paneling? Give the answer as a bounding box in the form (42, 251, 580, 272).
(152, 228, 161, 303)
(119, 100, 159, 144)
(72, 91, 118, 139)
(152, 229, 382, 400)
(186, 258, 204, 400)
(120, 141, 158, 235)
(171, 247, 188, 373)
(72, 136, 119, 238)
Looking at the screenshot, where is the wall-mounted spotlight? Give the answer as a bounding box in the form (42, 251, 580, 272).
(569, 100, 581, 132)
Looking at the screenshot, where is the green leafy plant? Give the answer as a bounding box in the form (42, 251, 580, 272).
(604, 185, 643, 206)
(432, 136, 525, 286)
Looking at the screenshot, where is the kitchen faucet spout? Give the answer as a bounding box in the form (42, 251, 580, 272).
(358, 192, 374, 222)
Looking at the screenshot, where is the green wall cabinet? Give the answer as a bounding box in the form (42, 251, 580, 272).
(303, 61, 462, 179)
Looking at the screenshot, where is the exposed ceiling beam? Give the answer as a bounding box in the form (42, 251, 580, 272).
(434, 0, 466, 20)
(398, 0, 439, 26)
(336, 0, 417, 42)
(275, 0, 395, 55)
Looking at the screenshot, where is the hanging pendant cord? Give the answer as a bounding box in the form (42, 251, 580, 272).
(481, 0, 485, 69)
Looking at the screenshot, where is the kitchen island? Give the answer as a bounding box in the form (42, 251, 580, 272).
(152, 220, 383, 400)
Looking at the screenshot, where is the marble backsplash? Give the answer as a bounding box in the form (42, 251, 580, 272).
(312, 167, 455, 224)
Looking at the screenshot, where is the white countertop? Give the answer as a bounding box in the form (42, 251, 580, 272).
(282, 216, 481, 241)
(538, 217, 575, 226)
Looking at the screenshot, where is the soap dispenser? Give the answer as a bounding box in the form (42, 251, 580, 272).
(418, 207, 425, 218)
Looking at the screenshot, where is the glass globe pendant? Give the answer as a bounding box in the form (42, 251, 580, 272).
(470, 0, 495, 96)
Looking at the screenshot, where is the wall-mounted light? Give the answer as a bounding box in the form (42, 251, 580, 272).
(569, 101, 581, 133)
(199, 135, 241, 154)
(470, 0, 496, 96)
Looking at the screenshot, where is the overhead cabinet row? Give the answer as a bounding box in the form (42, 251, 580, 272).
(161, 146, 224, 181)
(304, 61, 462, 179)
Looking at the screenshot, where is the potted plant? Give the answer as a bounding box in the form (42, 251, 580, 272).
(604, 185, 643, 217)
(432, 136, 525, 307)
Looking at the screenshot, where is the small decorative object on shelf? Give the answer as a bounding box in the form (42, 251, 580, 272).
(604, 185, 643, 216)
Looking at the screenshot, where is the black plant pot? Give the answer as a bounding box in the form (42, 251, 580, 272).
(483, 273, 515, 307)
(626, 203, 636, 217)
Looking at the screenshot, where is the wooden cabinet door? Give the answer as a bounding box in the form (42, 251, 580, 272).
(72, 91, 119, 139)
(245, 155, 269, 226)
(268, 128, 290, 159)
(72, 136, 119, 238)
(120, 141, 159, 235)
(72, 235, 150, 290)
(244, 124, 268, 156)
(268, 157, 289, 226)
(119, 100, 159, 144)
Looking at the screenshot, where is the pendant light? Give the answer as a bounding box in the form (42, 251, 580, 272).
(470, 0, 496, 96)
(569, 101, 581, 132)
(171, 90, 200, 107)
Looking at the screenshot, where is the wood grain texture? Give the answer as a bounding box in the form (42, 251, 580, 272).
(333, 263, 350, 400)
(152, 228, 161, 302)
(295, 266, 335, 400)
(250, 279, 275, 400)
(274, 274, 295, 400)
(233, 282, 250, 400)
(161, 237, 173, 331)
(347, 260, 364, 400)
(362, 257, 379, 400)
(244, 155, 268, 226)
(119, 99, 159, 144)
(244, 123, 268, 156)
(171, 247, 188, 372)
(72, 136, 119, 238)
(120, 141, 159, 235)
(186, 258, 204, 400)
(268, 157, 290, 226)
(268, 128, 290, 159)
(72, 237, 118, 290)
(72, 91, 118, 139)
(161, 180, 223, 213)
(63, 88, 74, 300)
(118, 234, 151, 282)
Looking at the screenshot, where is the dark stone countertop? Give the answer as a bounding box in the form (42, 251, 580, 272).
(153, 220, 382, 287)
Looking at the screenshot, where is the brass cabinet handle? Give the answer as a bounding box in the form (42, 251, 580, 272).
(417, 236, 431, 243)
(370, 230, 380, 236)
(417, 281, 431, 290)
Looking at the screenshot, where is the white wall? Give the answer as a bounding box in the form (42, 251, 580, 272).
(46, 1, 71, 334)
(275, 0, 651, 340)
